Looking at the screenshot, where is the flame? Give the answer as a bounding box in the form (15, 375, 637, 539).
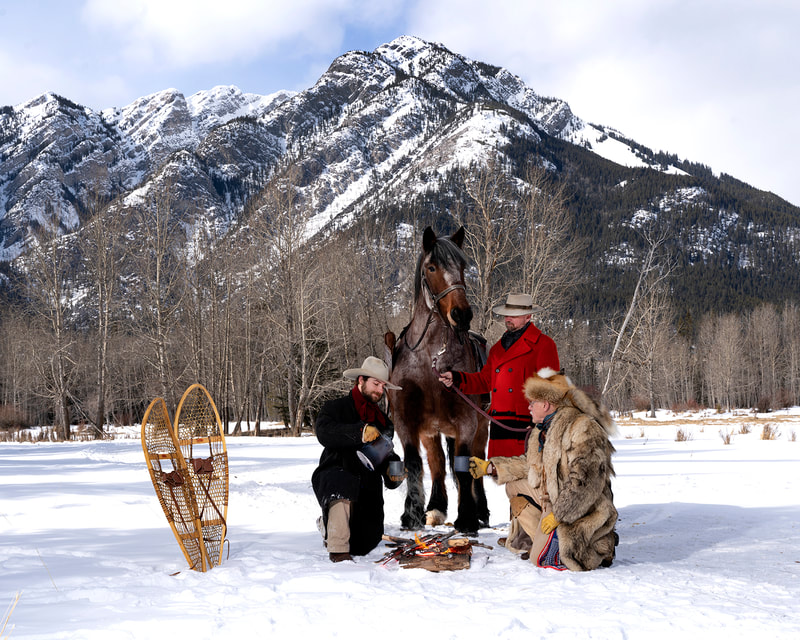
(411, 533, 453, 556)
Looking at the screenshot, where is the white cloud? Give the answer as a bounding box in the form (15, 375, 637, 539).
(0, 49, 61, 107)
(0, 44, 136, 110)
(404, 0, 800, 204)
(81, 0, 402, 68)
(2, 0, 797, 204)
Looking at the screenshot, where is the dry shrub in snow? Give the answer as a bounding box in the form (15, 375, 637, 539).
(761, 424, 780, 440)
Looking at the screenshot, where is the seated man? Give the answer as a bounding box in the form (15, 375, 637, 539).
(312, 356, 405, 562)
(469, 368, 618, 571)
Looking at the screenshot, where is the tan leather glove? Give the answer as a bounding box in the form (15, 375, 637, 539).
(540, 512, 560, 534)
(362, 425, 380, 443)
(468, 456, 490, 479)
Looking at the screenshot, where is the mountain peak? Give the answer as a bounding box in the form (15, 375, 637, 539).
(2, 36, 796, 323)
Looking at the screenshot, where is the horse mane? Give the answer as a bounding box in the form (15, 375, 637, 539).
(412, 235, 469, 301)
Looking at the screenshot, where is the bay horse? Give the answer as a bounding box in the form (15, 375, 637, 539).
(385, 226, 489, 533)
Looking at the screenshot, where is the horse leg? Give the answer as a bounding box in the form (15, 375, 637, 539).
(472, 419, 490, 528)
(451, 416, 491, 533)
(452, 438, 480, 534)
(445, 436, 455, 473)
(445, 434, 489, 526)
(472, 477, 490, 529)
(400, 443, 426, 530)
(422, 433, 448, 526)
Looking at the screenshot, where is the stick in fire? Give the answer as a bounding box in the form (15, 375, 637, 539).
(377, 531, 492, 566)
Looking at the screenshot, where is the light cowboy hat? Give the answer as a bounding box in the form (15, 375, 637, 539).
(492, 293, 543, 317)
(343, 356, 402, 390)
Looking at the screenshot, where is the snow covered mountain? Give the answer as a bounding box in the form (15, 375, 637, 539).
(0, 85, 292, 260)
(1, 35, 797, 314)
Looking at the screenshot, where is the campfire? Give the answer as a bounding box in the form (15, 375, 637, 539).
(377, 532, 491, 572)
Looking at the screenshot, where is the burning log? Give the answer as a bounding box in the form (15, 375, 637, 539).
(378, 531, 491, 572)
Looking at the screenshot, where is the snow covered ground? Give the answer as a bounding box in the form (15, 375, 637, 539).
(2, 409, 799, 639)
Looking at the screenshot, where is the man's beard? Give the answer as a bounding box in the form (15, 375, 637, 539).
(360, 385, 382, 404)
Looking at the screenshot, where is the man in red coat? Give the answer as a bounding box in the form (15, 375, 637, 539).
(439, 293, 560, 457)
(438, 293, 559, 551)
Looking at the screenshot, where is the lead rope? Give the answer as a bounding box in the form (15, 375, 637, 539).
(432, 346, 532, 435)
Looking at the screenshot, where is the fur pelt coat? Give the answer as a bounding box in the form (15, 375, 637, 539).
(491, 368, 618, 571)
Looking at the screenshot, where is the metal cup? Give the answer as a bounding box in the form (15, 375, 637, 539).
(388, 460, 405, 477)
(453, 456, 470, 473)
(357, 433, 394, 471)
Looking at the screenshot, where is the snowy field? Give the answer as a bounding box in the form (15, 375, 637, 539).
(2, 409, 799, 639)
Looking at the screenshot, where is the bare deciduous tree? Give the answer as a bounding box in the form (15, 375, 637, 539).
(455, 155, 518, 335)
(698, 313, 744, 411)
(625, 286, 675, 416)
(21, 203, 77, 440)
(781, 303, 800, 403)
(746, 304, 781, 409)
(517, 163, 584, 322)
(124, 186, 187, 406)
(250, 169, 342, 434)
(602, 226, 671, 398)
(83, 186, 124, 437)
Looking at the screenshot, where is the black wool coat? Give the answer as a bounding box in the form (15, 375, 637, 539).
(311, 390, 402, 555)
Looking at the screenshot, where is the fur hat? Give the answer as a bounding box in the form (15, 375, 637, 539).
(492, 293, 542, 317)
(343, 356, 402, 390)
(523, 367, 573, 406)
(524, 368, 618, 437)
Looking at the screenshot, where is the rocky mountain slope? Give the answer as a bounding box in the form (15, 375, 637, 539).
(1, 35, 798, 318)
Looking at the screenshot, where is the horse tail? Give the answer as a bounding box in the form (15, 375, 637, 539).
(383, 331, 397, 417)
(383, 331, 396, 370)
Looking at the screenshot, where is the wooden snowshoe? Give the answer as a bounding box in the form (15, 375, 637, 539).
(141, 397, 208, 571)
(173, 384, 229, 569)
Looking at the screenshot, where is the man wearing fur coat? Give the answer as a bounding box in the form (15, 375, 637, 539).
(469, 368, 618, 571)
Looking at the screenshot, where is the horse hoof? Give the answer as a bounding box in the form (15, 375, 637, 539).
(401, 515, 425, 530)
(453, 517, 479, 535)
(425, 509, 447, 526)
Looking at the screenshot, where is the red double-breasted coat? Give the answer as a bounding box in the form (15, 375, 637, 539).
(457, 323, 560, 457)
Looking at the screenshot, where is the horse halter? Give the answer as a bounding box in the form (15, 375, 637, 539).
(403, 273, 466, 353)
(422, 274, 466, 318)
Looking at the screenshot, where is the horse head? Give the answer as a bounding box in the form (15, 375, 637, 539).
(416, 226, 473, 332)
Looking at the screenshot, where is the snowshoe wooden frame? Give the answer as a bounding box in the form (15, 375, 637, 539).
(141, 397, 208, 571)
(173, 384, 229, 570)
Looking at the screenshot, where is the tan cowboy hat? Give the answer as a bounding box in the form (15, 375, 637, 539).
(343, 356, 402, 390)
(492, 293, 542, 317)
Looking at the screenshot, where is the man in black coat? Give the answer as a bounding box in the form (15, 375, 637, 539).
(312, 357, 405, 562)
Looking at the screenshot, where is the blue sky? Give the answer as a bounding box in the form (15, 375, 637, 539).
(2, 0, 798, 206)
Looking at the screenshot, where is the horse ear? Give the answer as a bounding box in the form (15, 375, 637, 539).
(422, 226, 436, 252)
(451, 226, 465, 248)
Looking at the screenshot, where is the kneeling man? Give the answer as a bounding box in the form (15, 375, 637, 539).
(470, 368, 617, 571)
(312, 357, 405, 562)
